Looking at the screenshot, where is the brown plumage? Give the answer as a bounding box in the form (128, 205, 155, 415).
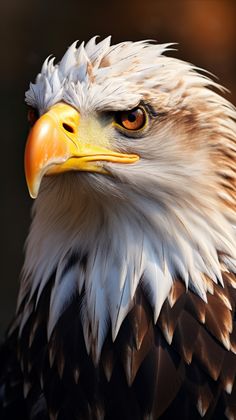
(3, 273, 235, 419)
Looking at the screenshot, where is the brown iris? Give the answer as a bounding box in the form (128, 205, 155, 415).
(27, 107, 39, 126)
(115, 107, 146, 131)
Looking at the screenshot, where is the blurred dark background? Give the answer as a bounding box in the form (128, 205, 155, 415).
(1, 0, 236, 338)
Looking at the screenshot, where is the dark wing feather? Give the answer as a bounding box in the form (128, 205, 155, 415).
(1, 270, 236, 419)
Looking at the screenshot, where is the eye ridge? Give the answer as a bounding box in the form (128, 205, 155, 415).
(114, 106, 147, 131)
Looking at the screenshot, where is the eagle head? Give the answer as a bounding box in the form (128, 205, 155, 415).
(21, 37, 236, 361)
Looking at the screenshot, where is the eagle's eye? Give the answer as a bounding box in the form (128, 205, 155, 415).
(27, 107, 39, 127)
(114, 107, 147, 131)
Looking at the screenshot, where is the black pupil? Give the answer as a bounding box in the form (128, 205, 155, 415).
(127, 112, 137, 122)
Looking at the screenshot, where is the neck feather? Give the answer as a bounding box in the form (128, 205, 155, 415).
(19, 175, 236, 361)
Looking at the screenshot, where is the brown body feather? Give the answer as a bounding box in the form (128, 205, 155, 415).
(1, 271, 236, 419)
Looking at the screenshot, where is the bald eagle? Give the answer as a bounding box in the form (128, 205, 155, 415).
(1, 37, 236, 419)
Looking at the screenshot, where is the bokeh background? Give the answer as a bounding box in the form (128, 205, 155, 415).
(1, 0, 236, 338)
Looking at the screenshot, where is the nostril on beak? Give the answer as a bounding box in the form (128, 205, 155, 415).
(63, 123, 74, 133)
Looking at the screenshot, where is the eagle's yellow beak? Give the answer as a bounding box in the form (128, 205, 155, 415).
(25, 102, 139, 198)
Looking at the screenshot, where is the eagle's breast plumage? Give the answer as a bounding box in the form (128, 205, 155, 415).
(1, 37, 236, 419)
